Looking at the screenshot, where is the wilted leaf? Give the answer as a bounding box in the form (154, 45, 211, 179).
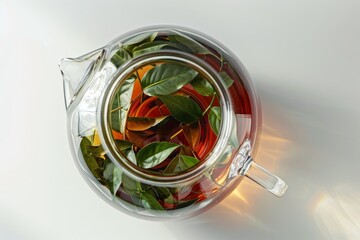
(126, 116, 169, 131)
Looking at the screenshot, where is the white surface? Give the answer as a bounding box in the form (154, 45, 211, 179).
(1, 0, 359, 239)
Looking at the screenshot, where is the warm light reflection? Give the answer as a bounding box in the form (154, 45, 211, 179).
(313, 185, 360, 239)
(220, 124, 289, 215)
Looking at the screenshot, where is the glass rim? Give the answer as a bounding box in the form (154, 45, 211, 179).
(97, 50, 234, 186)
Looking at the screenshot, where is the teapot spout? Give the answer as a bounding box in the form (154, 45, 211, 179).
(59, 48, 105, 109)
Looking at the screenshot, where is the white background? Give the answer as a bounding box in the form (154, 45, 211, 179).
(1, 0, 359, 239)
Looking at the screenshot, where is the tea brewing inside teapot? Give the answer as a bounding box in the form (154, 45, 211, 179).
(106, 60, 222, 176)
(68, 27, 276, 217)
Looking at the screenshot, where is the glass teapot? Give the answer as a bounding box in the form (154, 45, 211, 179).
(59, 26, 287, 219)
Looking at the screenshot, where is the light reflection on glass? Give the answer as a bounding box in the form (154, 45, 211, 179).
(219, 124, 289, 218)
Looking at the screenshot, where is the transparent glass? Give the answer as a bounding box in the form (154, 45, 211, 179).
(59, 26, 287, 219)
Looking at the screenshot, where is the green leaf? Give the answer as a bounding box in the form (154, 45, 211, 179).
(179, 155, 200, 168)
(132, 41, 168, 57)
(190, 75, 215, 96)
(141, 192, 165, 211)
(208, 106, 221, 135)
(80, 137, 103, 180)
(158, 95, 202, 124)
(111, 77, 136, 133)
(153, 187, 171, 199)
(122, 173, 141, 195)
(171, 32, 212, 55)
(110, 48, 131, 68)
(141, 63, 198, 96)
(219, 71, 234, 88)
(136, 142, 180, 169)
(123, 32, 157, 46)
(114, 140, 133, 151)
(103, 162, 122, 195)
(114, 140, 137, 165)
(126, 116, 169, 131)
(164, 155, 200, 173)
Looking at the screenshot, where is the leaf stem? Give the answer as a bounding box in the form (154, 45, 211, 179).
(202, 93, 216, 116)
(170, 129, 184, 139)
(135, 70, 145, 104)
(111, 105, 124, 113)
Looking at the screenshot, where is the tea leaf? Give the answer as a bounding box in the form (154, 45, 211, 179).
(111, 48, 132, 68)
(80, 137, 104, 180)
(158, 95, 202, 124)
(141, 63, 198, 96)
(153, 187, 171, 199)
(123, 32, 157, 46)
(132, 41, 168, 57)
(137, 142, 180, 169)
(114, 139, 133, 151)
(141, 192, 165, 210)
(122, 173, 141, 195)
(124, 148, 137, 165)
(179, 155, 200, 169)
(127, 117, 155, 131)
(219, 71, 234, 88)
(115, 140, 137, 164)
(164, 154, 199, 173)
(125, 129, 155, 148)
(111, 77, 136, 133)
(190, 75, 215, 96)
(182, 122, 200, 148)
(103, 162, 122, 195)
(164, 155, 181, 173)
(126, 116, 169, 131)
(208, 106, 221, 135)
(170, 32, 212, 55)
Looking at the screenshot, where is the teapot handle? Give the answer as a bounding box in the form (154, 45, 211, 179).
(230, 140, 288, 197)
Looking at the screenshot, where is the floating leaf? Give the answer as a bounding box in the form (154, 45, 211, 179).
(137, 142, 180, 169)
(103, 162, 122, 195)
(182, 122, 200, 148)
(153, 187, 171, 199)
(132, 41, 168, 57)
(141, 63, 198, 96)
(122, 173, 141, 195)
(126, 116, 169, 131)
(190, 75, 215, 96)
(208, 106, 221, 135)
(219, 71, 234, 88)
(111, 77, 136, 133)
(141, 192, 165, 210)
(123, 32, 157, 46)
(179, 155, 200, 169)
(164, 154, 199, 173)
(158, 95, 202, 124)
(125, 129, 155, 148)
(110, 48, 131, 68)
(80, 137, 104, 180)
(114, 140, 133, 151)
(115, 140, 137, 164)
